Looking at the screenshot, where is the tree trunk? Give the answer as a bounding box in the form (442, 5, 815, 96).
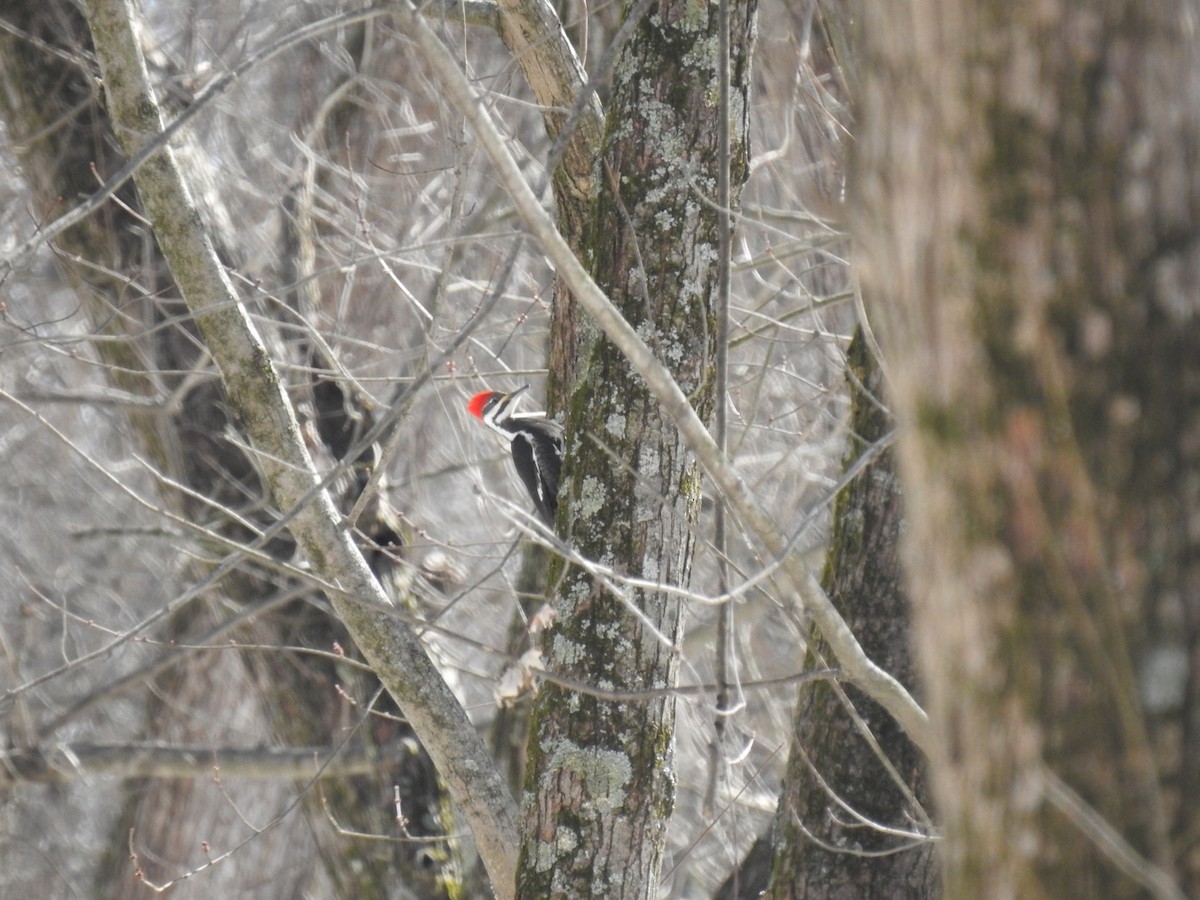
(767, 331, 938, 898)
(853, 0, 1200, 895)
(516, 2, 758, 896)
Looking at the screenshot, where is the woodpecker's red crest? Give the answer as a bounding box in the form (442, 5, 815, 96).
(467, 390, 499, 421)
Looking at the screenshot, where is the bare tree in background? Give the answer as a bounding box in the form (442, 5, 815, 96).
(764, 325, 937, 900)
(719, 10, 939, 895)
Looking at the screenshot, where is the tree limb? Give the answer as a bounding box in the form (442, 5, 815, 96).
(80, 0, 518, 895)
(1, 741, 410, 785)
(491, 0, 602, 203)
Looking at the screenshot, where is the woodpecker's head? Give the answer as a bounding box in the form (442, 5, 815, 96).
(467, 385, 529, 430)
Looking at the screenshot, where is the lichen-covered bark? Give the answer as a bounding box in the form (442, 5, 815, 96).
(852, 0, 1200, 895)
(517, 3, 757, 897)
(767, 331, 938, 899)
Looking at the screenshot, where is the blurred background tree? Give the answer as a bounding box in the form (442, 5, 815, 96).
(852, 0, 1200, 896)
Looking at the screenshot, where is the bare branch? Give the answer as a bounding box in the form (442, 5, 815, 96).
(80, 1, 518, 895)
(1042, 768, 1187, 900)
(0, 1, 499, 279)
(1, 741, 406, 785)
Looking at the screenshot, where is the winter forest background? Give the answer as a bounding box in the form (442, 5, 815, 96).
(1, 1, 1197, 898)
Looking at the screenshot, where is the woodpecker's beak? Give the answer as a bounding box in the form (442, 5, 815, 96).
(497, 384, 529, 414)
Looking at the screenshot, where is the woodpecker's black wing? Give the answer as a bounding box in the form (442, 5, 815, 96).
(506, 417, 563, 526)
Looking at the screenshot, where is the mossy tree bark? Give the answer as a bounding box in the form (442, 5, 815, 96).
(853, 0, 1200, 895)
(514, 2, 758, 896)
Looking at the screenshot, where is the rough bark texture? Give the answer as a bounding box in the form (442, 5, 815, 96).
(766, 331, 938, 899)
(853, 0, 1200, 896)
(516, 2, 757, 897)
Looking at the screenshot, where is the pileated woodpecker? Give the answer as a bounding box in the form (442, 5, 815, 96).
(467, 385, 564, 526)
